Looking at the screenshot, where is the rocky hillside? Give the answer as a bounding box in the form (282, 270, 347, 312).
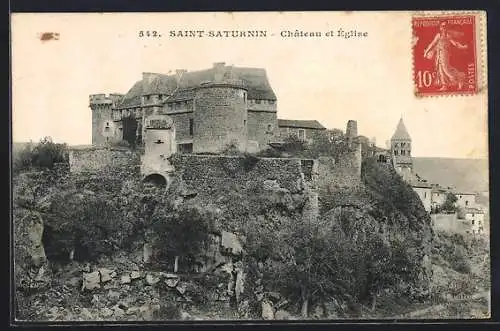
(13, 142, 436, 321)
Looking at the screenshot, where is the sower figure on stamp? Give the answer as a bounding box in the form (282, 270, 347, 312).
(423, 22, 468, 91)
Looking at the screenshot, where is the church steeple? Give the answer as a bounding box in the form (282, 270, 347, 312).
(391, 117, 412, 141)
(390, 118, 413, 182)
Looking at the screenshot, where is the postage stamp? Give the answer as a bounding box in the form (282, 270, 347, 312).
(412, 15, 478, 96)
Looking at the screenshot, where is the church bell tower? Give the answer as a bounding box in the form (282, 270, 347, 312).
(390, 118, 413, 182)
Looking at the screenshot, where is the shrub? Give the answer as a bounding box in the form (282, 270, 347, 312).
(240, 153, 260, 171)
(12, 137, 68, 174)
(150, 202, 214, 269)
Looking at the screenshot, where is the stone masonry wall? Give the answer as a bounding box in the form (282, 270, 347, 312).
(170, 154, 306, 194)
(69, 147, 140, 173)
(91, 105, 121, 146)
(247, 111, 278, 152)
(169, 112, 194, 144)
(314, 144, 362, 192)
(193, 86, 247, 153)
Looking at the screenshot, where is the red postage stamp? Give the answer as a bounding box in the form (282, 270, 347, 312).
(412, 15, 478, 96)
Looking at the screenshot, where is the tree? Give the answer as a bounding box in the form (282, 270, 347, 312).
(150, 202, 213, 272)
(13, 137, 68, 174)
(441, 193, 458, 213)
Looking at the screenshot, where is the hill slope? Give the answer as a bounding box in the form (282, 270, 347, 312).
(413, 157, 489, 193)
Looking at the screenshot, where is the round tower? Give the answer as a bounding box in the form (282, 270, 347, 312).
(193, 80, 248, 153)
(89, 94, 122, 146)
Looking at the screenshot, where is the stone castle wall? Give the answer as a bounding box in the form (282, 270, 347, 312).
(246, 111, 278, 152)
(193, 85, 248, 153)
(91, 104, 122, 146)
(168, 112, 194, 144)
(170, 154, 306, 193)
(69, 147, 140, 173)
(314, 143, 362, 192)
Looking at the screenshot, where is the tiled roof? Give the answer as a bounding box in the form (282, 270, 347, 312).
(277, 119, 326, 130)
(391, 118, 411, 141)
(465, 207, 484, 214)
(117, 65, 277, 108)
(118, 80, 144, 108)
(411, 181, 432, 189)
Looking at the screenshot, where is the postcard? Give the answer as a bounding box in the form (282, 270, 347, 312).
(11, 11, 489, 322)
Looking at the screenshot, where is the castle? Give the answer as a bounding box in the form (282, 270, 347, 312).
(86, 62, 481, 227)
(89, 62, 326, 154)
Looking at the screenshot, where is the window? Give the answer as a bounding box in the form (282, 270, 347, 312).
(465, 201, 469, 206)
(243, 92, 247, 103)
(401, 150, 406, 156)
(178, 143, 193, 154)
(145, 95, 150, 101)
(267, 124, 273, 132)
(401, 142, 405, 148)
(243, 120, 246, 126)
(298, 129, 306, 141)
(394, 150, 398, 156)
(472, 219, 475, 225)
(269, 100, 275, 105)
(189, 119, 194, 135)
(424, 192, 427, 198)
(255, 99, 261, 104)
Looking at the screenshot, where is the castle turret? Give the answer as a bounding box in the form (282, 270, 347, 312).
(89, 94, 124, 146)
(193, 72, 248, 153)
(390, 118, 413, 182)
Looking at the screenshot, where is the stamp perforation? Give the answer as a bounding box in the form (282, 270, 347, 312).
(411, 11, 486, 98)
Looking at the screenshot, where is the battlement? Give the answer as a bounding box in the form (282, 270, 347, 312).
(89, 93, 124, 106)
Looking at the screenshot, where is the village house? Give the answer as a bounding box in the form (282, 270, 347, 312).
(454, 191, 477, 209)
(277, 119, 326, 143)
(431, 184, 448, 211)
(464, 208, 485, 234)
(409, 180, 433, 212)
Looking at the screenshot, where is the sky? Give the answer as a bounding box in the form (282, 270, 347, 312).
(11, 12, 488, 158)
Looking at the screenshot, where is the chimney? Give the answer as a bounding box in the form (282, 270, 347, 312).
(142, 72, 159, 84)
(213, 62, 226, 82)
(213, 62, 226, 70)
(175, 69, 187, 84)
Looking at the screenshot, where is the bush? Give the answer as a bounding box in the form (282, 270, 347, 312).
(150, 202, 214, 269)
(13, 137, 68, 174)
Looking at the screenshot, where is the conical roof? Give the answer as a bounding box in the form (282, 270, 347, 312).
(391, 118, 411, 141)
